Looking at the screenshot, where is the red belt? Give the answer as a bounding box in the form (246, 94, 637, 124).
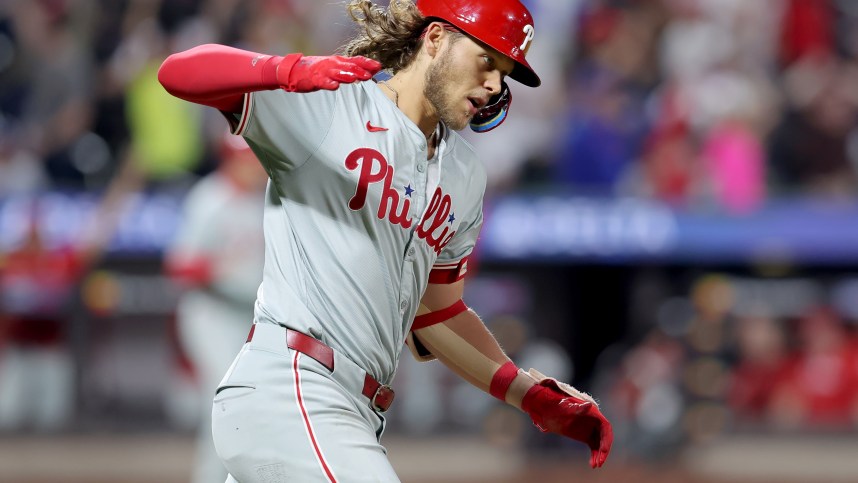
(246, 324, 395, 412)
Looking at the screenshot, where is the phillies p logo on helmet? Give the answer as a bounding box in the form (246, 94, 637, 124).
(521, 24, 535, 52)
(417, 0, 541, 87)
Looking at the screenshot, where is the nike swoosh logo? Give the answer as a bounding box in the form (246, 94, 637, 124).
(366, 121, 389, 132)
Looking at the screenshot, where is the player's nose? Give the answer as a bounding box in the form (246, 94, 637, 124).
(484, 71, 503, 96)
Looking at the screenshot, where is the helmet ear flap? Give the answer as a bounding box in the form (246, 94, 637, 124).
(469, 81, 511, 133)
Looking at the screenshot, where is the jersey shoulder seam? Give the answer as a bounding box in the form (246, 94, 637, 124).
(289, 88, 342, 172)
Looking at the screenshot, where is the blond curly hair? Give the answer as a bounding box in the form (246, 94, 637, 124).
(339, 0, 432, 73)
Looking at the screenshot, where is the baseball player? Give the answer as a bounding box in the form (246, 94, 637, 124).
(165, 132, 268, 483)
(158, 1, 613, 481)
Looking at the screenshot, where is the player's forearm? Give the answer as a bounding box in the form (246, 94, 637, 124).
(160, 45, 380, 112)
(412, 310, 537, 409)
(158, 44, 299, 112)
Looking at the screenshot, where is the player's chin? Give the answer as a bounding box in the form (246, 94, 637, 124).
(438, 104, 472, 131)
(445, 113, 472, 131)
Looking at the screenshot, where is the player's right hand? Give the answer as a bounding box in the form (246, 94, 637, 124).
(521, 379, 613, 469)
(279, 55, 382, 92)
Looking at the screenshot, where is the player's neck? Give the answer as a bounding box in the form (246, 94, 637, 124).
(381, 73, 439, 141)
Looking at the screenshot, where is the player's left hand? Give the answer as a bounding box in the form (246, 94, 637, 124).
(521, 373, 613, 468)
(280, 55, 382, 92)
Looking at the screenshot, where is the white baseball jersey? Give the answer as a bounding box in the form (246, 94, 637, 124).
(231, 80, 486, 384)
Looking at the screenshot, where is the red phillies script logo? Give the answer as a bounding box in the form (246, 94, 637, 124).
(345, 148, 455, 254)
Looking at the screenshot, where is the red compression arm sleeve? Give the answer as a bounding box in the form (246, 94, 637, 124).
(157, 44, 301, 113)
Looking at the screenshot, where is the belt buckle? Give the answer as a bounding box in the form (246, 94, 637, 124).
(371, 384, 395, 413)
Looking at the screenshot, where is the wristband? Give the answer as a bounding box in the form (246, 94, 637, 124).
(489, 361, 519, 402)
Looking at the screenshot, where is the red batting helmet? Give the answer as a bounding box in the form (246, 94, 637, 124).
(417, 0, 541, 87)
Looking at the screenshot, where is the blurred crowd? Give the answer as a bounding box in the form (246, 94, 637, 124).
(1, 0, 858, 204)
(0, 0, 360, 196)
(595, 272, 858, 461)
(538, 0, 858, 211)
(2, 0, 858, 466)
(376, 269, 858, 466)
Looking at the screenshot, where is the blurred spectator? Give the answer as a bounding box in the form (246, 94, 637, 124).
(549, 2, 660, 195)
(768, 306, 858, 429)
(553, 66, 651, 195)
(768, 54, 858, 197)
(0, 203, 82, 431)
(699, 108, 767, 214)
(778, 0, 835, 67)
(122, 14, 208, 189)
(0, 142, 48, 196)
(603, 328, 686, 460)
(633, 120, 700, 206)
(676, 275, 734, 444)
(727, 313, 791, 426)
(164, 133, 266, 483)
(5, 0, 96, 189)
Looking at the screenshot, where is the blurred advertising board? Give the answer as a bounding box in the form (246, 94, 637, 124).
(481, 196, 858, 265)
(2, 192, 858, 265)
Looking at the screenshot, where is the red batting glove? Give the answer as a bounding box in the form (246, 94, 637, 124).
(277, 54, 381, 93)
(521, 379, 614, 468)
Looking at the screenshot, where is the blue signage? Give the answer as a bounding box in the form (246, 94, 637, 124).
(2, 192, 857, 264)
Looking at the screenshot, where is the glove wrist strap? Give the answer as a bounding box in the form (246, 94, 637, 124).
(272, 53, 304, 91)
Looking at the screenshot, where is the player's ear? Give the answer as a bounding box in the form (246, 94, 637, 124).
(423, 22, 446, 58)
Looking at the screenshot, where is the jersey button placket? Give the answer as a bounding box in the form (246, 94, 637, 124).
(410, 145, 429, 221)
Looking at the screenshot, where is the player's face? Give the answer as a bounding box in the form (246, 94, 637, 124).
(424, 34, 514, 131)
